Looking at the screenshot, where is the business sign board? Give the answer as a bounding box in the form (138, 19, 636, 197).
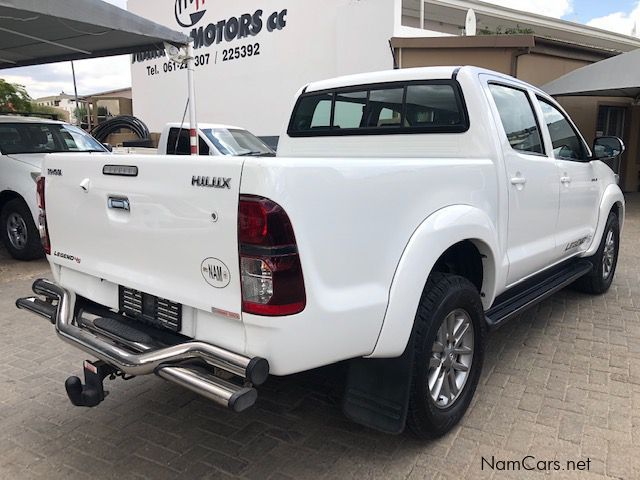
(128, 0, 396, 135)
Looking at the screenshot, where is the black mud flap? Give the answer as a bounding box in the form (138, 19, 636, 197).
(342, 338, 415, 434)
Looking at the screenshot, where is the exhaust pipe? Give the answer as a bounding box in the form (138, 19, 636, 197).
(17, 278, 268, 411)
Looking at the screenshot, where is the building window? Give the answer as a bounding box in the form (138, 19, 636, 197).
(596, 106, 625, 138)
(489, 84, 544, 155)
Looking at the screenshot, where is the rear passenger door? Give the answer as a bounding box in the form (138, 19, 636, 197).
(535, 97, 599, 260)
(486, 81, 561, 286)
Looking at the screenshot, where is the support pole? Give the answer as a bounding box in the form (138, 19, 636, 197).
(71, 61, 80, 126)
(186, 43, 198, 155)
(420, 0, 425, 29)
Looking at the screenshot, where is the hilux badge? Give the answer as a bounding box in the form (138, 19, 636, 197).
(201, 258, 231, 288)
(192, 176, 231, 189)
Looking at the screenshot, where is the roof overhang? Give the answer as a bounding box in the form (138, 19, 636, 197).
(542, 48, 640, 98)
(0, 0, 189, 70)
(401, 0, 640, 53)
(390, 35, 620, 63)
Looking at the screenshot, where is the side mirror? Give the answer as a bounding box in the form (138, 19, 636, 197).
(592, 136, 624, 161)
(102, 143, 113, 152)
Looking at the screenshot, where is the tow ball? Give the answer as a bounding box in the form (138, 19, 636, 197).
(65, 360, 122, 407)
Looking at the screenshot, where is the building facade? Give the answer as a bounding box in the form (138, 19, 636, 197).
(128, 0, 640, 189)
(34, 92, 78, 123)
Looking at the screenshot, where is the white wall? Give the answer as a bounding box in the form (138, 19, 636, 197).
(129, 0, 398, 136)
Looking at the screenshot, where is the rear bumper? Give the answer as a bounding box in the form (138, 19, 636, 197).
(16, 278, 269, 411)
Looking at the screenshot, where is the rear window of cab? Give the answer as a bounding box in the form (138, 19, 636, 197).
(288, 80, 469, 137)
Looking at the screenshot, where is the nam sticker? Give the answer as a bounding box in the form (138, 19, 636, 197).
(201, 258, 230, 288)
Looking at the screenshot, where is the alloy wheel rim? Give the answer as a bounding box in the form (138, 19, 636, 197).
(6, 213, 28, 250)
(602, 229, 616, 280)
(428, 308, 474, 409)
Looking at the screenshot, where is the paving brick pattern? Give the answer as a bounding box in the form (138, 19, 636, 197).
(2, 196, 640, 479)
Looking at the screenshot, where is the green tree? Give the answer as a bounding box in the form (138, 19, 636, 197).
(31, 103, 69, 121)
(0, 78, 33, 112)
(74, 106, 88, 121)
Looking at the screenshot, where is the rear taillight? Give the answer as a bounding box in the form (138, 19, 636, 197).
(238, 195, 305, 316)
(36, 176, 50, 255)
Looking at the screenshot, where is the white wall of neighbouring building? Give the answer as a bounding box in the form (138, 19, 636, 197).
(128, 0, 408, 137)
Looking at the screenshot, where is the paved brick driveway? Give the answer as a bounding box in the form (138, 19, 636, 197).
(1, 196, 639, 480)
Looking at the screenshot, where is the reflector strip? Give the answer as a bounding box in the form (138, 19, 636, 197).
(190, 128, 198, 155)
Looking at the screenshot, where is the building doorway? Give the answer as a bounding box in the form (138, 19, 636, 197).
(596, 105, 626, 179)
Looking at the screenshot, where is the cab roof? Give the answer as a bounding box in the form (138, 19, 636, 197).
(165, 122, 246, 131)
(304, 66, 461, 93)
(0, 115, 66, 124)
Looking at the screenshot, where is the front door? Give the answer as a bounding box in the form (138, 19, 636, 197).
(536, 97, 600, 260)
(486, 82, 560, 286)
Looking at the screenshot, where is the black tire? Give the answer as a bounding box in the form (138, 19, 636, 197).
(574, 211, 619, 295)
(407, 273, 485, 439)
(0, 198, 44, 261)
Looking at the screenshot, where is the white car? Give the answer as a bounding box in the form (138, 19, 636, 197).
(0, 116, 109, 260)
(18, 67, 624, 438)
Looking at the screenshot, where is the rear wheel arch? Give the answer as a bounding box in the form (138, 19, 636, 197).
(0, 190, 23, 212)
(431, 239, 496, 302)
(370, 206, 499, 358)
(611, 201, 622, 222)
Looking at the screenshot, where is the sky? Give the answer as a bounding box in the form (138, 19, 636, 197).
(3, 0, 640, 99)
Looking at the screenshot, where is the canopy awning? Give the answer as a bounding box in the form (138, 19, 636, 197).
(0, 0, 189, 70)
(543, 48, 640, 98)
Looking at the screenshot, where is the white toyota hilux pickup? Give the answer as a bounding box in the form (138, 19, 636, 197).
(17, 67, 624, 438)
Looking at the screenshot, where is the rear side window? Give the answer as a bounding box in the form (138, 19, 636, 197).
(167, 128, 209, 155)
(288, 80, 468, 136)
(489, 84, 544, 155)
(406, 85, 462, 127)
(290, 94, 332, 131)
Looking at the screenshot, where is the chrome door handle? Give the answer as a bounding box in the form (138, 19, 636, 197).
(510, 176, 527, 185)
(108, 196, 130, 211)
(560, 176, 572, 184)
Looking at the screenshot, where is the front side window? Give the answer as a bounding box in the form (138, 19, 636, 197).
(538, 98, 588, 161)
(489, 84, 543, 155)
(288, 80, 467, 136)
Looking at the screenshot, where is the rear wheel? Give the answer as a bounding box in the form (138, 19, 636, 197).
(574, 211, 619, 295)
(407, 273, 485, 439)
(0, 199, 44, 260)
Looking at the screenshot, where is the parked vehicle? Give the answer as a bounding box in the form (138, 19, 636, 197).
(112, 123, 275, 157)
(17, 67, 624, 438)
(0, 116, 109, 260)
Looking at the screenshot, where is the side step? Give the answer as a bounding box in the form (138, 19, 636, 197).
(15, 297, 57, 323)
(486, 259, 592, 329)
(156, 366, 258, 412)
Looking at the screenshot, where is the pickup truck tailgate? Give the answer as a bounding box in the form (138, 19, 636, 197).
(44, 154, 243, 316)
